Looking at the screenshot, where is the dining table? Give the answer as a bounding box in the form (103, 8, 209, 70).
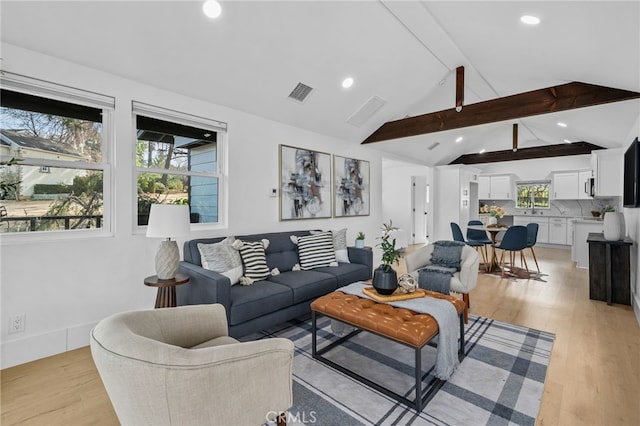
(467, 224, 510, 272)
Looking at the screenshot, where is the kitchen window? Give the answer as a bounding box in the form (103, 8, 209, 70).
(516, 181, 551, 209)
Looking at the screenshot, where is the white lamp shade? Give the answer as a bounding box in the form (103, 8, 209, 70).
(146, 204, 191, 238)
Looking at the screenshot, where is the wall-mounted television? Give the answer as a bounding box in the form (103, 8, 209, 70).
(623, 137, 640, 207)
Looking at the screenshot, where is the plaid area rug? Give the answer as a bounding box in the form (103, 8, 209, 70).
(253, 314, 554, 426)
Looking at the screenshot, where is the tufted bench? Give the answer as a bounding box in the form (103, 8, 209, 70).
(310, 290, 465, 411)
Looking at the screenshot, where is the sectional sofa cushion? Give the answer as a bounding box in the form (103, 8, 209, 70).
(229, 281, 292, 325)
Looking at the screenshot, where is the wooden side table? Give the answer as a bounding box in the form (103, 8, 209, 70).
(144, 273, 190, 308)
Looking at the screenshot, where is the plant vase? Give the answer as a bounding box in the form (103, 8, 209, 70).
(355, 239, 365, 248)
(372, 265, 398, 295)
(603, 212, 625, 240)
(488, 216, 498, 225)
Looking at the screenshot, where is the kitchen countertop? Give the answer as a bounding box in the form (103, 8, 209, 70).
(481, 213, 603, 221)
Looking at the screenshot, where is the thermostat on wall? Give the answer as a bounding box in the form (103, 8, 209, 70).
(270, 188, 278, 197)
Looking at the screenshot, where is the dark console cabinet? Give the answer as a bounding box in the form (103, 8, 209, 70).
(587, 232, 632, 305)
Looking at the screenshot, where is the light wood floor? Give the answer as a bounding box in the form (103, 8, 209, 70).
(2, 246, 639, 425)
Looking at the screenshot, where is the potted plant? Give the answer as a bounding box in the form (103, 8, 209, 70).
(355, 231, 365, 248)
(372, 220, 402, 295)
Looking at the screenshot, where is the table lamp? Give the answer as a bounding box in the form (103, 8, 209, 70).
(146, 204, 191, 280)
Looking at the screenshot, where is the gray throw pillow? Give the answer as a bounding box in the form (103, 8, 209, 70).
(198, 237, 243, 285)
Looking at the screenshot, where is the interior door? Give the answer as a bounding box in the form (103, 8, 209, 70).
(411, 176, 428, 244)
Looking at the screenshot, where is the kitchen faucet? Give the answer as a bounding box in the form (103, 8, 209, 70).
(530, 192, 535, 215)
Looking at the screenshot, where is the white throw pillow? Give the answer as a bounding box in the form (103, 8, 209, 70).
(332, 228, 350, 263)
(197, 236, 243, 285)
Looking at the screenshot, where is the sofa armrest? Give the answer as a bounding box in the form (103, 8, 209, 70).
(176, 262, 232, 315)
(347, 246, 373, 273)
(458, 246, 480, 293)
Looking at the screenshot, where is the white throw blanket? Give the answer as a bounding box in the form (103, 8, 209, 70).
(338, 281, 460, 380)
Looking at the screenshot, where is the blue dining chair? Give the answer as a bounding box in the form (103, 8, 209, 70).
(493, 225, 529, 277)
(451, 222, 489, 270)
(450, 222, 466, 242)
(526, 223, 540, 272)
(467, 220, 492, 270)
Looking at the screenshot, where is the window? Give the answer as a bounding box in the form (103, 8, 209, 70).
(0, 74, 113, 235)
(133, 102, 226, 227)
(516, 181, 551, 209)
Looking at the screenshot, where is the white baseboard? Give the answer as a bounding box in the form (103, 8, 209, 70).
(633, 289, 640, 327)
(1, 321, 97, 369)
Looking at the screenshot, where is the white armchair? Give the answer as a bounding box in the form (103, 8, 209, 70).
(90, 304, 294, 426)
(404, 244, 479, 323)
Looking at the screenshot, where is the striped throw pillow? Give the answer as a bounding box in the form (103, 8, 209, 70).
(296, 231, 337, 270)
(238, 241, 270, 281)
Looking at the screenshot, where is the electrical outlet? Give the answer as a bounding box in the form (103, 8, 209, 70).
(8, 314, 26, 334)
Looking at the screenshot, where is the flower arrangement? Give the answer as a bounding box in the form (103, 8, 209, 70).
(481, 204, 505, 218)
(489, 206, 505, 218)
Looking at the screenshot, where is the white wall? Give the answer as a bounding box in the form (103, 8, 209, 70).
(0, 44, 386, 368)
(622, 114, 640, 326)
(381, 158, 432, 246)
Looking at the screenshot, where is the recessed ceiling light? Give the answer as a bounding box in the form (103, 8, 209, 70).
(557, 122, 568, 127)
(455, 136, 463, 143)
(202, 0, 222, 19)
(564, 139, 572, 143)
(342, 77, 354, 89)
(520, 15, 541, 25)
(479, 148, 486, 154)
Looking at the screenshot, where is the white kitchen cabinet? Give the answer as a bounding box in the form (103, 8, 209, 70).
(553, 172, 579, 199)
(532, 217, 549, 244)
(578, 170, 594, 199)
(573, 220, 604, 268)
(592, 149, 622, 197)
(478, 176, 490, 199)
(567, 218, 575, 248)
(479, 175, 513, 200)
(548, 218, 567, 244)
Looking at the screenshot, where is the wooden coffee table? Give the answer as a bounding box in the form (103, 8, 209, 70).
(310, 289, 465, 411)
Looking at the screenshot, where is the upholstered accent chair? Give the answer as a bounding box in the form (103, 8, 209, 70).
(404, 244, 480, 323)
(90, 304, 294, 426)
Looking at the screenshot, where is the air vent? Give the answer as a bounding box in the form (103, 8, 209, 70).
(428, 142, 440, 150)
(347, 96, 387, 127)
(288, 82, 314, 102)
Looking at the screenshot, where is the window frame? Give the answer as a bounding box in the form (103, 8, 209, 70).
(131, 101, 227, 234)
(0, 72, 114, 243)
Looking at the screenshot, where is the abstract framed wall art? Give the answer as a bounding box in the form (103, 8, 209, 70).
(279, 144, 332, 220)
(333, 155, 370, 217)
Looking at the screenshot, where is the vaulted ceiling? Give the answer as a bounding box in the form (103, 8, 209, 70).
(1, 1, 639, 166)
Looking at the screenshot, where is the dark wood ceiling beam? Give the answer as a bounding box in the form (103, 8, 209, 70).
(455, 66, 464, 112)
(449, 142, 604, 165)
(362, 82, 640, 144)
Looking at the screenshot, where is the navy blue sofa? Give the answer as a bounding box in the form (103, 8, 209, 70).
(176, 230, 373, 337)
